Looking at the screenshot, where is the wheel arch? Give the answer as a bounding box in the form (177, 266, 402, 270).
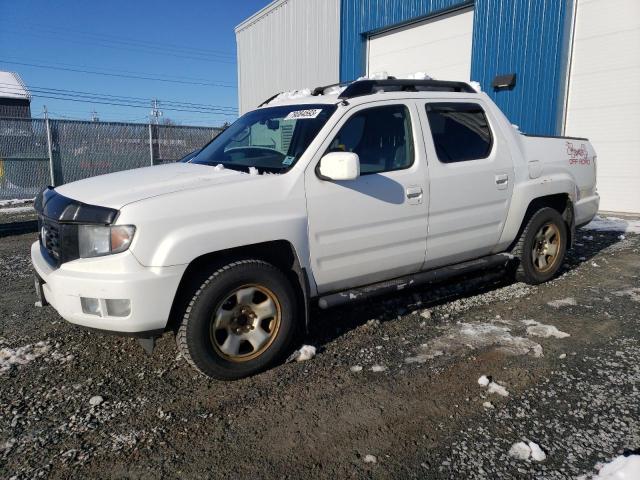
(508, 193, 575, 251)
(166, 240, 311, 334)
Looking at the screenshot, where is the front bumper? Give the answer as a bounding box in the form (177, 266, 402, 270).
(31, 242, 187, 333)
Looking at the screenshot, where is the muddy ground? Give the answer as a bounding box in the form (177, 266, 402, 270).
(0, 226, 638, 479)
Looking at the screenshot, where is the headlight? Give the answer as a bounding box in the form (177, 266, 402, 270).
(78, 225, 136, 258)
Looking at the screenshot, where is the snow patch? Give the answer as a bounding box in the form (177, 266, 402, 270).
(405, 322, 543, 364)
(547, 297, 577, 308)
(323, 85, 347, 95)
(487, 381, 509, 397)
(509, 442, 531, 460)
(371, 365, 387, 372)
(363, 454, 377, 464)
(0, 198, 33, 207)
(508, 441, 546, 462)
(583, 216, 640, 234)
(612, 288, 640, 303)
(469, 81, 482, 92)
(287, 345, 316, 363)
(529, 441, 547, 462)
(525, 321, 570, 339)
(591, 455, 640, 479)
(270, 88, 313, 104)
(350, 365, 363, 373)
(404, 71, 432, 80)
(0, 206, 34, 214)
(0, 341, 51, 372)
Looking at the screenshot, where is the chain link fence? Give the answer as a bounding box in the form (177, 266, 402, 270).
(0, 117, 222, 200)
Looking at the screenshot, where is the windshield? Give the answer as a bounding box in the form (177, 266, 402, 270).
(190, 104, 337, 173)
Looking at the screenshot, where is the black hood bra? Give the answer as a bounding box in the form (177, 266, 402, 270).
(35, 187, 119, 225)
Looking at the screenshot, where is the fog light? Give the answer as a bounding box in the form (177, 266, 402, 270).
(81, 297, 102, 316)
(105, 299, 131, 317)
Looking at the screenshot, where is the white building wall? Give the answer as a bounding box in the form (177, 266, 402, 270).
(564, 0, 640, 213)
(235, 0, 341, 114)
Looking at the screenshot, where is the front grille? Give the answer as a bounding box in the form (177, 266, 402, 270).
(38, 216, 79, 266)
(40, 216, 61, 262)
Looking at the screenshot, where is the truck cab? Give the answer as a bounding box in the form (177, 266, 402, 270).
(31, 78, 599, 380)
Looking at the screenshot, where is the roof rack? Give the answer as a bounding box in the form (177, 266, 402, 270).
(338, 79, 475, 99)
(258, 91, 283, 107)
(258, 78, 476, 108)
(311, 81, 351, 96)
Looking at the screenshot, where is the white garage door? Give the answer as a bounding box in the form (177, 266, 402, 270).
(564, 0, 640, 213)
(367, 7, 474, 81)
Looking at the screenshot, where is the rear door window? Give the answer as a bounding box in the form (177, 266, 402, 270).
(425, 103, 492, 163)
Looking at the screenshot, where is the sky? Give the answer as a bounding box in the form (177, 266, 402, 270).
(0, 0, 271, 126)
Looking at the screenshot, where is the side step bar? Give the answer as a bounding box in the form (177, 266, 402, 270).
(317, 253, 513, 309)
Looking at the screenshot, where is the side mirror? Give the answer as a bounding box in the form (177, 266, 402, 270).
(318, 152, 360, 181)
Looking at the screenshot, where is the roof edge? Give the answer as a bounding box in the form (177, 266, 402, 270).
(0, 70, 31, 100)
(234, 0, 289, 34)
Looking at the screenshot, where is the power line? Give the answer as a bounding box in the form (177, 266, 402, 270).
(0, 28, 236, 64)
(0, 21, 236, 58)
(0, 54, 235, 85)
(0, 90, 238, 117)
(0, 20, 236, 58)
(0, 82, 238, 113)
(0, 59, 237, 88)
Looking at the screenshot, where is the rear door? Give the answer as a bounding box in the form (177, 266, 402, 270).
(419, 100, 514, 268)
(305, 101, 429, 294)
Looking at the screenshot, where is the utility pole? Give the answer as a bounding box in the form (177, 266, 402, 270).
(43, 105, 56, 186)
(150, 99, 162, 124)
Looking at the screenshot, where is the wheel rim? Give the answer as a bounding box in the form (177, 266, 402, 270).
(210, 284, 281, 362)
(531, 222, 561, 273)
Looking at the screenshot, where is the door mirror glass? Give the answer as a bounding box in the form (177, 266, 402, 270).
(318, 152, 360, 181)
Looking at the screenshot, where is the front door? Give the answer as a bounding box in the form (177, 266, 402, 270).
(419, 100, 514, 268)
(305, 101, 429, 294)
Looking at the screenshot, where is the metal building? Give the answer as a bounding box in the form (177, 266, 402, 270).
(0, 71, 32, 118)
(236, 0, 640, 213)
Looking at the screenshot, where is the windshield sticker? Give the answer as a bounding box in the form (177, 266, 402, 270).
(284, 109, 323, 120)
(282, 155, 295, 166)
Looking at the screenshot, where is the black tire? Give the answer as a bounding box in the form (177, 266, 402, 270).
(511, 207, 568, 285)
(176, 259, 298, 380)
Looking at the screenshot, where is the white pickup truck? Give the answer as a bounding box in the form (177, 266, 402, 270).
(31, 79, 599, 379)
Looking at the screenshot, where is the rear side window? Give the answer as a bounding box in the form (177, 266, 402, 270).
(425, 103, 492, 163)
(326, 105, 414, 174)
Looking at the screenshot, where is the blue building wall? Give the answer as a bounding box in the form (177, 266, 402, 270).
(340, 0, 572, 135)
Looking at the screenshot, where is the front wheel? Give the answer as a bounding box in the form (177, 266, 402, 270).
(512, 207, 568, 285)
(176, 259, 298, 380)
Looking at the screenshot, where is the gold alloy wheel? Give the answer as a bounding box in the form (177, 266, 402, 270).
(531, 222, 561, 273)
(210, 284, 281, 362)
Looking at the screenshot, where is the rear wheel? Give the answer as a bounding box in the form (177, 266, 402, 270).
(512, 207, 567, 284)
(176, 259, 298, 380)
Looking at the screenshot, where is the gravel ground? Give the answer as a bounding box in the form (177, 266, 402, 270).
(0, 226, 638, 479)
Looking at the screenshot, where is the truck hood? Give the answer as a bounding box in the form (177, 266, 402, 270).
(54, 163, 252, 209)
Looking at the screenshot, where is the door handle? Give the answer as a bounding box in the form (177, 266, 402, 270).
(495, 174, 509, 190)
(406, 186, 423, 199)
